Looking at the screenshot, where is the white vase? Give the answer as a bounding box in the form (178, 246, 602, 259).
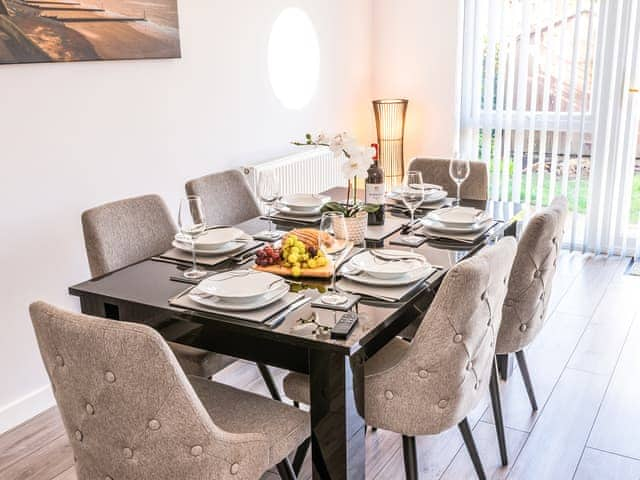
(334, 210, 368, 244)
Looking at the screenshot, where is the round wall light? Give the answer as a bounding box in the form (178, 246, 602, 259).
(268, 7, 320, 109)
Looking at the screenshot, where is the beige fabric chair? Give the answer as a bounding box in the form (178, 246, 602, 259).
(185, 170, 262, 226)
(496, 197, 568, 410)
(284, 237, 517, 479)
(81, 194, 234, 379)
(408, 157, 489, 201)
(30, 302, 307, 480)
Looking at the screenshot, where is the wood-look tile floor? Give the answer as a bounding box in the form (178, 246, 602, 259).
(2, 251, 640, 479)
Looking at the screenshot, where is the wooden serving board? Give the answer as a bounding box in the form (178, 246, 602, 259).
(253, 262, 333, 278)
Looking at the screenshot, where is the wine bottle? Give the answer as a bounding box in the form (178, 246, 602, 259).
(365, 143, 385, 225)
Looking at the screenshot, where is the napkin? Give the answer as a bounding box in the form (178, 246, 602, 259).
(170, 289, 307, 323)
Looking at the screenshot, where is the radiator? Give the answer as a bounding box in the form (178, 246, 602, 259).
(242, 147, 344, 197)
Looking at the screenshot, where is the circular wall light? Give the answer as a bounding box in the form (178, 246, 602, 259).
(268, 7, 320, 109)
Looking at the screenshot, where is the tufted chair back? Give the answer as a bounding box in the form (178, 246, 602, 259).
(408, 158, 489, 200)
(185, 170, 262, 226)
(364, 237, 517, 436)
(497, 196, 568, 355)
(82, 194, 176, 278)
(30, 301, 270, 480)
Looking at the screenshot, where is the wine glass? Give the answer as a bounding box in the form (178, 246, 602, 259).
(178, 196, 207, 279)
(258, 170, 281, 240)
(449, 157, 471, 205)
(401, 171, 426, 243)
(319, 212, 349, 305)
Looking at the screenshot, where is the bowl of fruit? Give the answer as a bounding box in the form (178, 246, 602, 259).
(254, 229, 333, 278)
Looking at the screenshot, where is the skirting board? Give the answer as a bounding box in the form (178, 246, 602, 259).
(0, 384, 55, 434)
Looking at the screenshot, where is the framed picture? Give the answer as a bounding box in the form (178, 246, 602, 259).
(0, 0, 181, 64)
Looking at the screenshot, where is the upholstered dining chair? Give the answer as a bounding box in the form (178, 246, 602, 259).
(185, 169, 262, 226)
(30, 301, 308, 480)
(81, 194, 235, 379)
(283, 237, 517, 479)
(490, 197, 568, 458)
(408, 158, 489, 201)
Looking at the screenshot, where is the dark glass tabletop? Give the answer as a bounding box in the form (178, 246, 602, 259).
(69, 190, 521, 359)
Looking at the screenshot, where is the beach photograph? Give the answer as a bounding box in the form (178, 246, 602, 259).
(0, 0, 181, 64)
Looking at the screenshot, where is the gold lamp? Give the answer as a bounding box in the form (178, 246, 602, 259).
(373, 98, 409, 188)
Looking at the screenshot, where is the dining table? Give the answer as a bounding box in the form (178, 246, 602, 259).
(68, 187, 522, 480)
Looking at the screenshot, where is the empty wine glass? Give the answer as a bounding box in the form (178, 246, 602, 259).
(178, 195, 207, 279)
(319, 212, 349, 305)
(401, 171, 425, 243)
(449, 157, 471, 205)
(258, 170, 281, 240)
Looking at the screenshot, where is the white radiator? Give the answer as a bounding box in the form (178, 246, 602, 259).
(242, 147, 344, 197)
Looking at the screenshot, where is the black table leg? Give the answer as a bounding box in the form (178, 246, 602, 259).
(496, 353, 514, 381)
(309, 350, 365, 480)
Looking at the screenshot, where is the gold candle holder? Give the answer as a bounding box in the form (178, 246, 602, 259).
(373, 99, 408, 189)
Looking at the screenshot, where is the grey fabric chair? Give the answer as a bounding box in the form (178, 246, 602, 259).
(30, 301, 307, 480)
(185, 170, 262, 226)
(408, 157, 489, 201)
(497, 197, 568, 409)
(81, 194, 235, 379)
(283, 237, 517, 479)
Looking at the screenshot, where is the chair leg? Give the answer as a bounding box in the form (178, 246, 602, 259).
(291, 438, 309, 476)
(489, 359, 508, 466)
(402, 435, 418, 480)
(257, 363, 281, 401)
(276, 458, 297, 480)
(458, 418, 487, 480)
(515, 350, 538, 411)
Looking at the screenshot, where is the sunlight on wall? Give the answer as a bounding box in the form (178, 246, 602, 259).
(267, 7, 320, 109)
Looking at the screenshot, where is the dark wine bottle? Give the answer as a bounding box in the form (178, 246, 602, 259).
(365, 143, 385, 225)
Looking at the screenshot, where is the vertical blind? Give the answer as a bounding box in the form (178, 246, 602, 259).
(460, 0, 640, 257)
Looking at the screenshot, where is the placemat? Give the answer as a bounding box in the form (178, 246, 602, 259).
(158, 239, 263, 267)
(335, 272, 434, 302)
(170, 288, 307, 323)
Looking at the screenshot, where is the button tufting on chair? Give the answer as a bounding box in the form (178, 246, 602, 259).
(534, 269, 542, 278)
(104, 371, 116, 383)
(123, 448, 133, 459)
(190, 445, 203, 456)
(438, 399, 448, 409)
(75, 430, 83, 441)
(385, 390, 394, 400)
(55, 355, 64, 367)
(148, 419, 161, 430)
(453, 333, 463, 343)
(519, 324, 528, 332)
(230, 463, 240, 474)
(418, 370, 428, 378)
(466, 361, 473, 371)
(105, 476, 113, 480)
(85, 403, 94, 415)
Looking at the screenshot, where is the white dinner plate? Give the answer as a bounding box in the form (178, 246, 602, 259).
(171, 239, 245, 256)
(426, 206, 490, 226)
(350, 250, 428, 280)
(421, 217, 493, 234)
(280, 194, 330, 212)
(175, 227, 244, 248)
(387, 189, 447, 204)
(273, 203, 323, 217)
(197, 270, 284, 303)
(189, 283, 289, 311)
(341, 262, 433, 286)
(392, 183, 442, 193)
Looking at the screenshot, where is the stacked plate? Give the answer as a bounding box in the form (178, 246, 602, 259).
(341, 250, 432, 286)
(387, 184, 447, 205)
(173, 227, 247, 256)
(274, 193, 330, 217)
(422, 206, 492, 234)
(189, 270, 288, 311)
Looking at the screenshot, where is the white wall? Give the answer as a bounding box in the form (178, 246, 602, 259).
(0, 0, 374, 433)
(372, 0, 462, 162)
